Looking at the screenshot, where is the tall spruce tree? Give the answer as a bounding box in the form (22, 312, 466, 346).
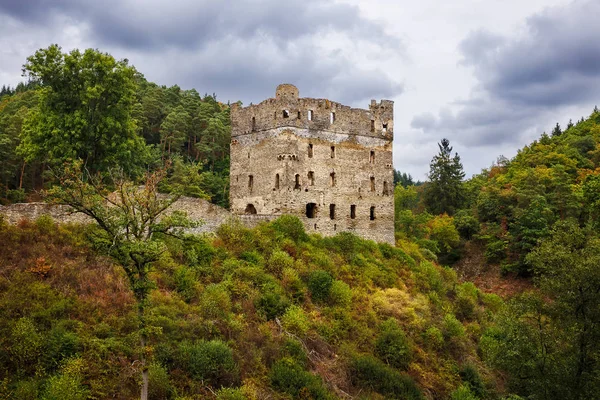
(423, 138, 465, 215)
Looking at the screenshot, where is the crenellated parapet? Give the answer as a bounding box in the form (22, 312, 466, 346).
(231, 84, 393, 140)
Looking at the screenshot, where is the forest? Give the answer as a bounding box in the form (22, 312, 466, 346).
(0, 45, 599, 400)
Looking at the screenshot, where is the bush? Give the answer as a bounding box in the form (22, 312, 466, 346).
(453, 210, 480, 239)
(266, 250, 294, 277)
(329, 280, 352, 307)
(256, 290, 290, 320)
(454, 282, 479, 321)
(443, 314, 465, 339)
(450, 384, 478, 400)
(148, 362, 174, 400)
(216, 387, 246, 400)
(350, 354, 423, 400)
(10, 317, 43, 376)
(42, 324, 81, 373)
(460, 363, 486, 398)
(375, 319, 412, 370)
(280, 306, 310, 336)
(270, 358, 331, 399)
(177, 340, 238, 386)
(174, 265, 197, 302)
(423, 326, 444, 350)
(308, 270, 333, 303)
(485, 239, 508, 264)
(271, 215, 308, 242)
(200, 284, 231, 319)
(41, 358, 89, 400)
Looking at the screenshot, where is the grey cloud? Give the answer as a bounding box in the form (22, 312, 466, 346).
(412, 0, 600, 149)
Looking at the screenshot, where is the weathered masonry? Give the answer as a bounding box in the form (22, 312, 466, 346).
(230, 84, 394, 244)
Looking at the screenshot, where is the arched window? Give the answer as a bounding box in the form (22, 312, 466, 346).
(245, 204, 257, 214)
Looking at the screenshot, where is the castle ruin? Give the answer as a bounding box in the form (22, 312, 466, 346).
(230, 84, 395, 244)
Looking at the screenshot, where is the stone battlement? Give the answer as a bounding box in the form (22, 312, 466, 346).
(231, 84, 393, 141)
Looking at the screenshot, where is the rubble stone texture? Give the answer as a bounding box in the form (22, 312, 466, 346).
(230, 84, 395, 244)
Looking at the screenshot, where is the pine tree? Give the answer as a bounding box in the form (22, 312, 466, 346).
(551, 123, 562, 137)
(423, 138, 465, 215)
(566, 119, 574, 131)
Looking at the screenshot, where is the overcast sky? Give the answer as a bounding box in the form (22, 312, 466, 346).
(1, 0, 598, 179)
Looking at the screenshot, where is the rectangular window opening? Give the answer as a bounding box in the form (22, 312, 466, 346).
(294, 174, 301, 190)
(370, 206, 376, 221)
(251, 117, 256, 131)
(330, 112, 336, 124)
(370, 150, 375, 163)
(370, 176, 375, 192)
(382, 122, 388, 132)
(297, 111, 301, 119)
(308, 171, 315, 186)
(371, 120, 375, 132)
(329, 204, 336, 220)
(248, 175, 254, 191)
(383, 181, 389, 195)
(330, 146, 335, 158)
(330, 172, 336, 187)
(275, 174, 280, 190)
(308, 110, 313, 121)
(306, 203, 317, 218)
(308, 143, 313, 158)
(350, 205, 356, 219)
(283, 110, 290, 118)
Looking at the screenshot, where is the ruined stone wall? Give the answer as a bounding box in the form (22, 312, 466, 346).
(230, 84, 395, 244)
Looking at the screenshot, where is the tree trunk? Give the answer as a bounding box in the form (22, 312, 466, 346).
(19, 161, 26, 190)
(139, 302, 149, 400)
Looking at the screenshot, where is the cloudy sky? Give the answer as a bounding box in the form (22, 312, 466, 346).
(1, 0, 598, 179)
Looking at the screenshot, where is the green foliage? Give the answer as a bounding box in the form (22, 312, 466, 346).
(177, 340, 238, 386)
(20, 44, 149, 176)
(215, 387, 246, 400)
(256, 289, 290, 320)
(270, 358, 332, 399)
(375, 318, 412, 369)
(329, 280, 352, 307)
(453, 210, 479, 239)
(10, 318, 43, 376)
(450, 384, 478, 400)
(423, 327, 444, 350)
(307, 270, 334, 303)
(350, 354, 423, 399)
(41, 358, 89, 400)
(443, 314, 465, 339)
(271, 215, 308, 242)
(281, 306, 310, 336)
(423, 138, 465, 215)
(148, 363, 174, 400)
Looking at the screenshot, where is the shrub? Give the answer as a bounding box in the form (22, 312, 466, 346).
(174, 265, 197, 302)
(270, 358, 331, 399)
(450, 384, 478, 400)
(280, 306, 310, 336)
(485, 239, 508, 264)
(454, 282, 479, 321)
(454, 210, 480, 239)
(183, 235, 216, 268)
(266, 250, 294, 277)
(281, 338, 308, 367)
(41, 357, 89, 400)
(375, 319, 413, 370)
(148, 363, 174, 400)
(42, 324, 81, 373)
(350, 354, 423, 400)
(271, 215, 308, 242)
(308, 270, 333, 303)
(216, 387, 246, 400)
(329, 280, 352, 307)
(200, 284, 231, 319)
(10, 317, 43, 376)
(256, 290, 290, 320)
(443, 314, 465, 339)
(177, 340, 238, 386)
(460, 363, 486, 398)
(423, 326, 444, 350)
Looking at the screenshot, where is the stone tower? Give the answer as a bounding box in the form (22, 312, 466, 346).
(230, 84, 394, 244)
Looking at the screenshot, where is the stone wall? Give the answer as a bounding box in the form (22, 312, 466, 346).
(230, 84, 395, 244)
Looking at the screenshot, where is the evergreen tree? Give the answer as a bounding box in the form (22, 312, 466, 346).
(423, 138, 465, 215)
(393, 170, 414, 187)
(551, 122, 562, 137)
(566, 119, 574, 130)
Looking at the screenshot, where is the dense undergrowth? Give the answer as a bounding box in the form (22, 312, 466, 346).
(0, 215, 504, 399)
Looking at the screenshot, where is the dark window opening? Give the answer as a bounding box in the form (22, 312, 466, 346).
(382, 122, 388, 132)
(308, 110, 313, 121)
(248, 152, 250, 159)
(330, 112, 336, 124)
(371, 119, 375, 132)
(370, 206, 376, 221)
(251, 117, 256, 131)
(330, 146, 335, 158)
(314, 223, 317, 229)
(306, 203, 317, 218)
(350, 205, 356, 219)
(330, 172, 336, 187)
(308, 143, 313, 158)
(370, 176, 375, 192)
(308, 171, 315, 185)
(294, 174, 301, 190)
(283, 110, 289, 118)
(334, 224, 337, 231)
(248, 175, 254, 190)
(275, 174, 280, 190)
(297, 111, 301, 119)
(370, 150, 375, 163)
(245, 204, 257, 214)
(274, 111, 277, 119)
(329, 204, 336, 220)
(383, 181, 389, 195)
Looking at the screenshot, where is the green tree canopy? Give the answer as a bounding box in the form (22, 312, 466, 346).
(423, 138, 465, 215)
(19, 44, 149, 176)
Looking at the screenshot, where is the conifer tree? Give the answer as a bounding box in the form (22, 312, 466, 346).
(423, 138, 465, 215)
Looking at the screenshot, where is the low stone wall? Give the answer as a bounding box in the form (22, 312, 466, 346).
(0, 197, 233, 235)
